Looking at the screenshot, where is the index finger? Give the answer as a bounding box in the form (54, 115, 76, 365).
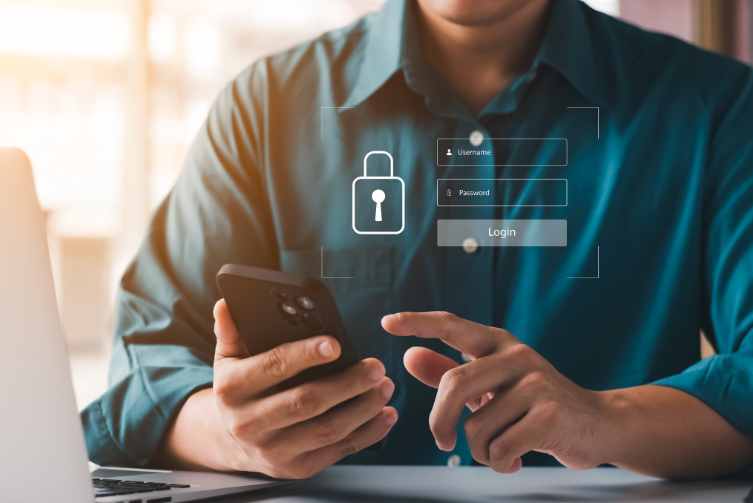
(217, 336, 341, 400)
(381, 311, 517, 358)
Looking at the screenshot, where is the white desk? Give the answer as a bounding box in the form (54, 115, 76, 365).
(210, 466, 752, 502)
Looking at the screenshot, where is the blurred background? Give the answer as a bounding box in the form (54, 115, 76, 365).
(0, 0, 750, 410)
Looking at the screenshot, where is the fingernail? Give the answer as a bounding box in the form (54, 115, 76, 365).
(318, 340, 333, 357)
(384, 412, 397, 426)
(368, 364, 385, 381)
(381, 314, 399, 326)
(435, 439, 449, 451)
(381, 380, 395, 398)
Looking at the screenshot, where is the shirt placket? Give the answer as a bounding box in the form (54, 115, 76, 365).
(441, 121, 496, 467)
(443, 122, 495, 327)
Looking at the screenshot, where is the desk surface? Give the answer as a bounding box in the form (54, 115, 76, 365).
(213, 466, 753, 503)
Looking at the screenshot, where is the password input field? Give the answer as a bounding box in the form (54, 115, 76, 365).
(437, 179, 567, 207)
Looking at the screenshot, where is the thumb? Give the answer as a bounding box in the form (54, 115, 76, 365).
(403, 346, 459, 388)
(213, 299, 250, 362)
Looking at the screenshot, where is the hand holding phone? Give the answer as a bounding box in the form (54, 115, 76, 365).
(206, 266, 397, 479)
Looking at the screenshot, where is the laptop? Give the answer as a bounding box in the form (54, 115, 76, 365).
(0, 148, 291, 502)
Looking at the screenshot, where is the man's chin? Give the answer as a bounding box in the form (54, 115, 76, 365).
(417, 0, 538, 27)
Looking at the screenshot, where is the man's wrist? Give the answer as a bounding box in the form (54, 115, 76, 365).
(159, 388, 238, 472)
(593, 388, 633, 468)
(199, 390, 243, 472)
(594, 386, 675, 471)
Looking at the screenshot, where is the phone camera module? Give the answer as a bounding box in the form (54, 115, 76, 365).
(297, 296, 315, 310)
(279, 302, 298, 316)
(303, 313, 324, 331)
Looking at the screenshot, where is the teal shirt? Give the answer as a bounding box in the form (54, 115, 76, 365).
(82, 0, 753, 471)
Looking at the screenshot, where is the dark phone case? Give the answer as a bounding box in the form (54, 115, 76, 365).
(216, 264, 359, 389)
(216, 264, 387, 451)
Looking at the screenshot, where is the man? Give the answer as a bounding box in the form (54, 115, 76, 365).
(82, 0, 753, 479)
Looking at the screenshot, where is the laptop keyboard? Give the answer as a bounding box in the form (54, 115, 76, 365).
(92, 477, 190, 501)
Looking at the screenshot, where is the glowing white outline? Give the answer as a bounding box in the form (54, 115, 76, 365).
(352, 151, 405, 235)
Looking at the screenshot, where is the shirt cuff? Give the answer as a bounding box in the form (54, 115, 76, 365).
(81, 365, 214, 467)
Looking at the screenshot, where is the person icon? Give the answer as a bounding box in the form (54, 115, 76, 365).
(446, 148, 452, 156)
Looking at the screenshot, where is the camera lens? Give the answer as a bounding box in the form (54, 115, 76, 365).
(279, 302, 298, 316)
(303, 313, 324, 330)
(296, 296, 315, 310)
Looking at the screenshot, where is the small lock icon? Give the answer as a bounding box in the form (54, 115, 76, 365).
(352, 151, 405, 235)
(446, 189, 451, 197)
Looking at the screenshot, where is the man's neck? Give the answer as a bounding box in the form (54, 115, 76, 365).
(415, 0, 551, 114)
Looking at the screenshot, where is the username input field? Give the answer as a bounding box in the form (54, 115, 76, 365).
(436, 138, 568, 166)
(437, 179, 568, 207)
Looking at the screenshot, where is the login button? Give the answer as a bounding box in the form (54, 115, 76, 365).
(437, 219, 567, 247)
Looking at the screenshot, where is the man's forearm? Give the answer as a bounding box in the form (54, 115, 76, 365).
(601, 385, 753, 479)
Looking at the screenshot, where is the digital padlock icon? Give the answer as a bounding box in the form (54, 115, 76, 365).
(352, 151, 405, 235)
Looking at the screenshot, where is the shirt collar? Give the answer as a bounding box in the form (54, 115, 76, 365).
(342, 0, 605, 110)
(536, 0, 605, 106)
(341, 0, 406, 109)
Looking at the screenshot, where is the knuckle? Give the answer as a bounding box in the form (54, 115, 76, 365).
(254, 442, 276, 463)
(519, 371, 545, 390)
(262, 346, 289, 378)
(428, 414, 440, 437)
(289, 387, 318, 417)
(488, 438, 509, 462)
(317, 420, 344, 445)
(507, 344, 535, 362)
(227, 418, 247, 439)
(301, 338, 321, 362)
(463, 415, 482, 439)
(441, 368, 465, 394)
(213, 379, 232, 402)
(338, 436, 363, 458)
(438, 311, 459, 323)
(347, 371, 365, 396)
(508, 343, 532, 357)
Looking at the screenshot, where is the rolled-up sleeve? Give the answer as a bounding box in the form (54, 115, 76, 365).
(81, 64, 278, 467)
(653, 69, 753, 442)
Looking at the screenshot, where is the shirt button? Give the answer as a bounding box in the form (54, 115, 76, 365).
(447, 454, 461, 467)
(462, 237, 478, 254)
(461, 353, 472, 362)
(469, 130, 484, 146)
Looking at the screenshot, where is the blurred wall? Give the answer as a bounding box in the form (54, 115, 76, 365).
(621, 0, 694, 43)
(621, 0, 752, 64)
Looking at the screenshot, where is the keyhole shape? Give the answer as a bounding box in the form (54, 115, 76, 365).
(372, 189, 385, 221)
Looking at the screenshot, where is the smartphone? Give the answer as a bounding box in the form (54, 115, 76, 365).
(216, 264, 359, 389)
(216, 264, 386, 451)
